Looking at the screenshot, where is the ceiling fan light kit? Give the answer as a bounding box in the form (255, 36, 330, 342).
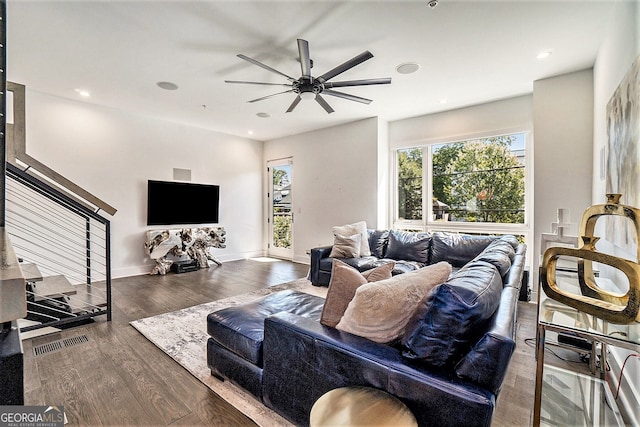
(225, 38, 391, 114)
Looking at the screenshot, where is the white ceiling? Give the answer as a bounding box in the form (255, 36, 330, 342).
(7, 0, 618, 141)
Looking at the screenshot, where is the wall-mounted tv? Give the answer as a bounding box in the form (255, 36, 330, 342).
(147, 180, 220, 226)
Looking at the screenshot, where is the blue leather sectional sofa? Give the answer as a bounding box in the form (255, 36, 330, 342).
(207, 231, 527, 427)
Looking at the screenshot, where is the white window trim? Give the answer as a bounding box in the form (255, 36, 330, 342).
(392, 130, 534, 262)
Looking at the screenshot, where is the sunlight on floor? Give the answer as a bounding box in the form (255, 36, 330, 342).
(250, 257, 283, 263)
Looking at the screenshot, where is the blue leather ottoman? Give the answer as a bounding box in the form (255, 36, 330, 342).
(206, 289, 324, 401)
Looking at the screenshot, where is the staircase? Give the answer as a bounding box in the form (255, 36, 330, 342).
(4, 162, 112, 333)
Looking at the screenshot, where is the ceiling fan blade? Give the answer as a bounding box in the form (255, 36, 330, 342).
(323, 78, 391, 88)
(286, 95, 302, 113)
(316, 51, 374, 83)
(237, 54, 296, 82)
(315, 94, 335, 114)
(225, 80, 292, 87)
(322, 89, 372, 104)
(297, 39, 312, 78)
(248, 90, 294, 103)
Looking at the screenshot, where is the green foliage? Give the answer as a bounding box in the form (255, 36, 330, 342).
(397, 148, 423, 220)
(273, 169, 288, 187)
(397, 136, 525, 224)
(273, 212, 291, 248)
(433, 135, 525, 223)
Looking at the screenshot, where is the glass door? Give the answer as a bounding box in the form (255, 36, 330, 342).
(268, 158, 293, 260)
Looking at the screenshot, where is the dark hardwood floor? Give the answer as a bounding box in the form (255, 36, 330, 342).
(23, 258, 309, 426)
(21, 259, 592, 426)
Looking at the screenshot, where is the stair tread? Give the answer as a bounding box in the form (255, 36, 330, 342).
(32, 275, 77, 301)
(20, 263, 43, 282)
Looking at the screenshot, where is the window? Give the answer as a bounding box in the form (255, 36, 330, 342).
(395, 132, 530, 237)
(397, 148, 423, 221)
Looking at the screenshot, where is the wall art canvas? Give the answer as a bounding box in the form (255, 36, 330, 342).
(606, 54, 640, 257)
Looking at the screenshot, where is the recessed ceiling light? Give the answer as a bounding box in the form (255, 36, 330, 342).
(537, 50, 552, 60)
(395, 62, 420, 75)
(256, 112, 271, 118)
(75, 88, 90, 97)
(248, 130, 254, 135)
(440, 98, 448, 104)
(157, 81, 179, 90)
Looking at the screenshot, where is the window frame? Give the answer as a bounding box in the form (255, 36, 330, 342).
(393, 130, 533, 244)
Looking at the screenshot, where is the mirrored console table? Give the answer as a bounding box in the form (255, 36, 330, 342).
(534, 269, 640, 426)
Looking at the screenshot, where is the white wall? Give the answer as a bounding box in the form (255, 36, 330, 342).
(532, 69, 594, 281)
(23, 90, 264, 278)
(389, 95, 533, 149)
(263, 118, 381, 264)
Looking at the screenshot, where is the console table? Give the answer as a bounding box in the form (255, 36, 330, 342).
(534, 269, 639, 426)
(144, 227, 226, 275)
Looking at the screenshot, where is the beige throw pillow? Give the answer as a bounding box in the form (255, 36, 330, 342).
(321, 260, 396, 327)
(336, 261, 452, 344)
(329, 234, 362, 258)
(332, 221, 371, 257)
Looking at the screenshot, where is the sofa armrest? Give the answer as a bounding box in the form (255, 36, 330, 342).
(455, 286, 518, 394)
(309, 246, 333, 286)
(263, 313, 496, 427)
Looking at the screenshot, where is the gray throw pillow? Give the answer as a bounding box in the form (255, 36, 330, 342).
(329, 234, 362, 258)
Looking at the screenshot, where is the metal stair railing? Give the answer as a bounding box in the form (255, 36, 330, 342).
(4, 162, 111, 332)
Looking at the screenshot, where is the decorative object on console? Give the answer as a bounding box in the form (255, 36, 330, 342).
(541, 194, 640, 324)
(540, 208, 578, 253)
(145, 227, 226, 275)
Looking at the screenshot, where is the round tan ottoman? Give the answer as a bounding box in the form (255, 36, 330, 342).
(310, 386, 418, 427)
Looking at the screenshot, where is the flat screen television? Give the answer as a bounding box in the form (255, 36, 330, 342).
(147, 180, 220, 226)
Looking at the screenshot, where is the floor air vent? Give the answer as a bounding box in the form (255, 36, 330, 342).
(33, 334, 90, 356)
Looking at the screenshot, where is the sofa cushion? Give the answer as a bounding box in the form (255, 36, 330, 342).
(332, 221, 371, 256)
(335, 261, 452, 344)
(430, 233, 497, 267)
(473, 238, 516, 277)
(401, 260, 503, 367)
(368, 229, 390, 258)
(385, 230, 432, 264)
(321, 260, 395, 327)
(392, 260, 427, 275)
(319, 256, 379, 274)
(207, 290, 324, 366)
(329, 233, 362, 258)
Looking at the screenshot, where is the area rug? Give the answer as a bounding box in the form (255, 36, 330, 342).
(130, 278, 327, 427)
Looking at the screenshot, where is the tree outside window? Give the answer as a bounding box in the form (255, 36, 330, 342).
(397, 148, 423, 221)
(396, 133, 526, 225)
(433, 135, 525, 223)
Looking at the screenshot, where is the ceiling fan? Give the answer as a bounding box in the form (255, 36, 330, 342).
(225, 39, 391, 114)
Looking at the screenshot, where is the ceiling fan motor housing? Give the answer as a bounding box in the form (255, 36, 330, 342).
(293, 77, 322, 95)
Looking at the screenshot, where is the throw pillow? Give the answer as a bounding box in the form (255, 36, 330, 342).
(329, 234, 362, 258)
(384, 230, 432, 264)
(401, 260, 503, 367)
(320, 260, 395, 327)
(335, 261, 452, 344)
(332, 221, 371, 257)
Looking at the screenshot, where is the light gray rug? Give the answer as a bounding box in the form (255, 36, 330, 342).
(130, 278, 327, 427)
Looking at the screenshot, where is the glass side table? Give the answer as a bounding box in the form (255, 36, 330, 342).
(534, 269, 640, 426)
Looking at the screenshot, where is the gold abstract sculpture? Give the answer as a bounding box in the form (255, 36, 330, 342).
(541, 194, 640, 324)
